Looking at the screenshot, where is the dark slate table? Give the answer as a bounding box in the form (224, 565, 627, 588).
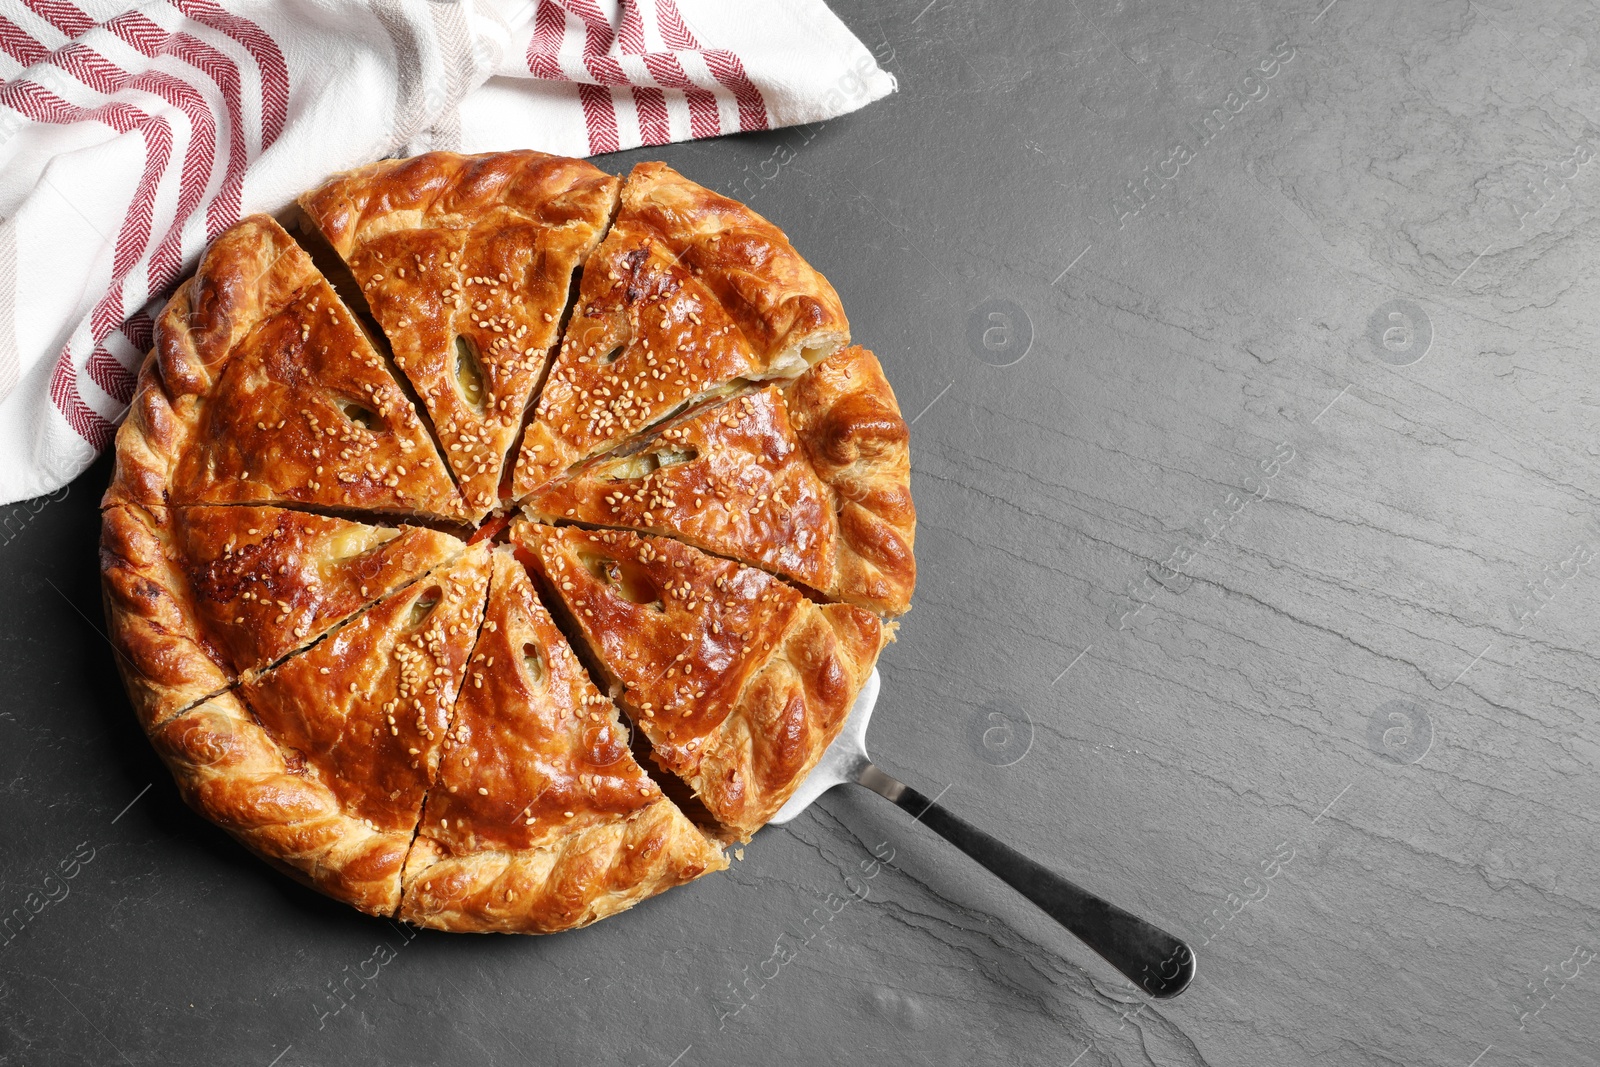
(6, 1, 1599, 1063)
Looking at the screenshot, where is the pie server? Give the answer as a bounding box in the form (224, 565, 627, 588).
(769, 670, 1196, 999)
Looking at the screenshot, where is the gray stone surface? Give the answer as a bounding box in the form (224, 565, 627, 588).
(4, 0, 1599, 1063)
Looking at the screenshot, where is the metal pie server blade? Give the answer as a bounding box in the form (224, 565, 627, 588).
(768, 669, 1195, 999)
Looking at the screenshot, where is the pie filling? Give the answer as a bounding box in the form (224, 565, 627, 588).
(110, 157, 906, 929)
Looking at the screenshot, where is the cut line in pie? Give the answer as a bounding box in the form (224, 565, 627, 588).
(112, 216, 466, 521)
(300, 153, 621, 520)
(101, 151, 916, 933)
(399, 548, 727, 932)
(522, 344, 915, 616)
(515, 522, 884, 842)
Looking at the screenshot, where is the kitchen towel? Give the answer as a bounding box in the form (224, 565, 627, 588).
(0, 0, 895, 504)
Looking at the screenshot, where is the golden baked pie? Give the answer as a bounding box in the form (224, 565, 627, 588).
(101, 150, 915, 933)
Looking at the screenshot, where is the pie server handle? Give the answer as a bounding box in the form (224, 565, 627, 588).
(855, 762, 1196, 999)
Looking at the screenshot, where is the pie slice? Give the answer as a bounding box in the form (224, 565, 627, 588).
(149, 692, 419, 917)
(173, 505, 465, 678)
(105, 215, 465, 520)
(235, 543, 491, 914)
(514, 522, 884, 841)
(400, 549, 725, 932)
(510, 162, 849, 497)
(522, 346, 917, 615)
(299, 152, 621, 518)
(522, 384, 834, 586)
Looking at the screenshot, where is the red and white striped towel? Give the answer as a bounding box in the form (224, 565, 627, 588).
(0, 0, 895, 505)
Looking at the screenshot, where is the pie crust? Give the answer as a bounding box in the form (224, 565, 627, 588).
(100, 151, 915, 933)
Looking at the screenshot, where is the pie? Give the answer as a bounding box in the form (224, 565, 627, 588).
(100, 151, 916, 934)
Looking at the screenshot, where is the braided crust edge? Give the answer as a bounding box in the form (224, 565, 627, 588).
(100, 500, 230, 732)
(399, 798, 726, 933)
(149, 694, 415, 916)
(103, 352, 186, 515)
(786, 346, 917, 616)
(693, 601, 884, 841)
(623, 161, 850, 374)
(299, 150, 621, 255)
